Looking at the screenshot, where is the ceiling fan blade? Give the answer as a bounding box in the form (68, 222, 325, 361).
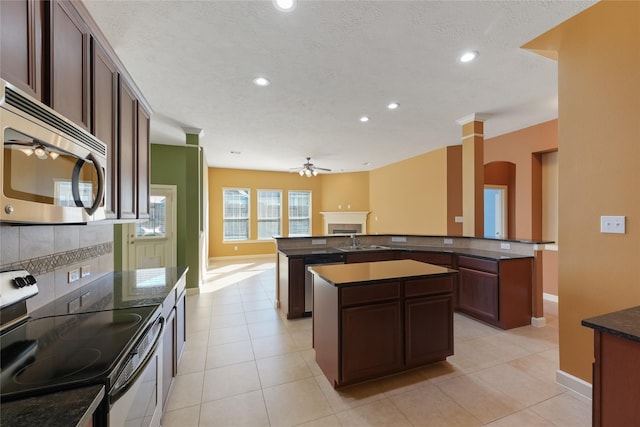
(314, 167, 331, 171)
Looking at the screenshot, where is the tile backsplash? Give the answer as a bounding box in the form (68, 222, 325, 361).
(0, 223, 114, 311)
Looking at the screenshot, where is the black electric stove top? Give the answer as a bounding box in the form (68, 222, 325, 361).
(0, 305, 160, 402)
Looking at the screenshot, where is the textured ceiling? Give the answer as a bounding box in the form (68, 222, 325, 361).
(83, 0, 595, 173)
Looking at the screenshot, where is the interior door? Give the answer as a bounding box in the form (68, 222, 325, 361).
(126, 185, 177, 269)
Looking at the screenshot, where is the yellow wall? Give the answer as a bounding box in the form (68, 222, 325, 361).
(484, 120, 558, 240)
(319, 172, 369, 212)
(369, 148, 449, 234)
(207, 168, 369, 257)
(525, 1, 640, 383)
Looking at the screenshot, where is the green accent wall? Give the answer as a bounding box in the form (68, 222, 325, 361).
(150, 143, 200, 288)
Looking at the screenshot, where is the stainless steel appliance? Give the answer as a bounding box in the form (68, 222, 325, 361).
(0, 270, 163, 427)
(0, 78, 106, 224)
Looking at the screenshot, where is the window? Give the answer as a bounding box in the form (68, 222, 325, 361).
(257, 190, 282, 239)
(223, 189, 250, 240)
(288, 191, 311, 236)
(136, 195, 167, 237)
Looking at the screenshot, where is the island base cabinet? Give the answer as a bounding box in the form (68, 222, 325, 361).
(593, 331, 640, 426)
(458, 267, 499, 323)
(341, 302, 403, 384)
(405, 296, 453, 367)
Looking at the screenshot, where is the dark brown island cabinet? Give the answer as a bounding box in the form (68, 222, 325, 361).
(582, 307, 640, 427)
(311, 259, 457, 388)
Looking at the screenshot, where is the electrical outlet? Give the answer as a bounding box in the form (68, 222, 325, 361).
(312, 239, 327, 245)
(68, 298, 80, 313)
(80, 292, 91, 306)
(501, 243, 511, 250)
(455, 216, 464, 223)
(81, 265, 90, 278)
(391, 236, 407, 243)
(443, 238, 453, 245)
(68, 269, 80, 283)
(600, 216, 626, 234)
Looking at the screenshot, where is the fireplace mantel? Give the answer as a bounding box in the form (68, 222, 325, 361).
(320, 211, 369, 235)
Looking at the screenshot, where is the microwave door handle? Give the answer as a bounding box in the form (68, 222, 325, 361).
(71, 153, 105, 216)
(86, 153, 105, 216)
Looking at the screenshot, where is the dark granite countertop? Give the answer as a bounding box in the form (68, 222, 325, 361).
(582, 306, 640, 344)
(278, 245, 532, 261)
(1, 267, 188, 425)
(31, 266, 189, 318)
(0, 385, 104, 427)
(275, 234, 553, 245)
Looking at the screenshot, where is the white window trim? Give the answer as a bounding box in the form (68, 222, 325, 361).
(222, 187, 251, 241)
(288, 190, 312, 237)
(257, 189, 283, 240)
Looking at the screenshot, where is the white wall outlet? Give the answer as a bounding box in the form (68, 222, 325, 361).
(68, 298, 80, 313)
(81, 265, 90, 278)
(391, 236, 407, 243)
(443, 238, 453, 245)
(501, 243, 511, 250)
(455, 216, 464, 223)
(600, 216, 626, 234)
(68, 269, 80, 283)
(312, 239, 327, 245)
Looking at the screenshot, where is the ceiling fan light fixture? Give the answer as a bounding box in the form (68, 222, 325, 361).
(312, 169, 318, 176)
(299, 170, 304, 176)
(305, 169, 312, 177)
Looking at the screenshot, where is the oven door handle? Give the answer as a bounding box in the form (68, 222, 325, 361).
(109, 316, 164, 403)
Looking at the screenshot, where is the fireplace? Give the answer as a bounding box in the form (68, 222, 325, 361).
(320, 211, 369, 235)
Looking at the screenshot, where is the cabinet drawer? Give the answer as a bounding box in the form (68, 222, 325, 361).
(404, 252, 453, 266)
(341, 282, 401, 306)
(405, 276, 453, 298)
(457, 256, 498, 274)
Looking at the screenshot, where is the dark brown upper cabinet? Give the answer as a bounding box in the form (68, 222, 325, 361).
(0, 0, 44, 100)
(50, 0, 91, 130)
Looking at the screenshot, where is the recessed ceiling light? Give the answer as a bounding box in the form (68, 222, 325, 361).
(273, 0, 296, 12)
(253, 77, 270, 86)
(387, 102, 399, 110)
(230, 150, 241, 155)
(459, 51, 478, 63)
(362, 162, 372, 166)
(360, 116, 369, 122)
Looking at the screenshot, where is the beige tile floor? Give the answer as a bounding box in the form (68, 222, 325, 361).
(162, 258, 591, 427)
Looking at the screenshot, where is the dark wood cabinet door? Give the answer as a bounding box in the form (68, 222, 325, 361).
(341, 301, 402, 383)
(287, 258, 306, 318)
(401, 251, 453, 267)
(118, 77, 137, 219)
(91, 39, 118, 218)
(458, 267, 499, 322)
(137, 104, 150, 219)
(405, 296, 453, 367)
(345, 251, 397, 264)
(161, 307, 176, 409)
(176, 291, 186, 366)
(0, 0, 43, 100)
(50, 0, 90, 130)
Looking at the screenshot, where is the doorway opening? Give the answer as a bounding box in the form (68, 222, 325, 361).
(484, 185, 507, 239)
(122, 184, 178, 270)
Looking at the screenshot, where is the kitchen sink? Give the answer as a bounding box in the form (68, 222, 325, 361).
(335, 245, 391, 252)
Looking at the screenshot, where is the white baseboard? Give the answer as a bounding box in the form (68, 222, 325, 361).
(556, 369, 593, 400)
(544, 293, 559, 303)
(208, 254, 275, 263)
(531, 317, 547, 327)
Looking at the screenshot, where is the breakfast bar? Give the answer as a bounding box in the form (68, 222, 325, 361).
(310, 259, 457, 388)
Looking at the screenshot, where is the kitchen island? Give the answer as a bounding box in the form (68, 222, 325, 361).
(310, 259, 457, 388)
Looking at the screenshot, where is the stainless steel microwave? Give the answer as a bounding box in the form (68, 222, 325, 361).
(0, 79, 106, 224)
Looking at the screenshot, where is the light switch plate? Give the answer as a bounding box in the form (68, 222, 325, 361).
(68, 269, 80, 283)
(600, 216, 626, 234)
(455, 216, 464, 223)
(443, 238, 453, 245)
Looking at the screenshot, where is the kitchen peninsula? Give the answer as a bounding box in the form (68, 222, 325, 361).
(310, 259, 457, 388)
(276, 234, 540, 329)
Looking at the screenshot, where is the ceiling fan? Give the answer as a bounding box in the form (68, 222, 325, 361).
(290, 157, 331, 177)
